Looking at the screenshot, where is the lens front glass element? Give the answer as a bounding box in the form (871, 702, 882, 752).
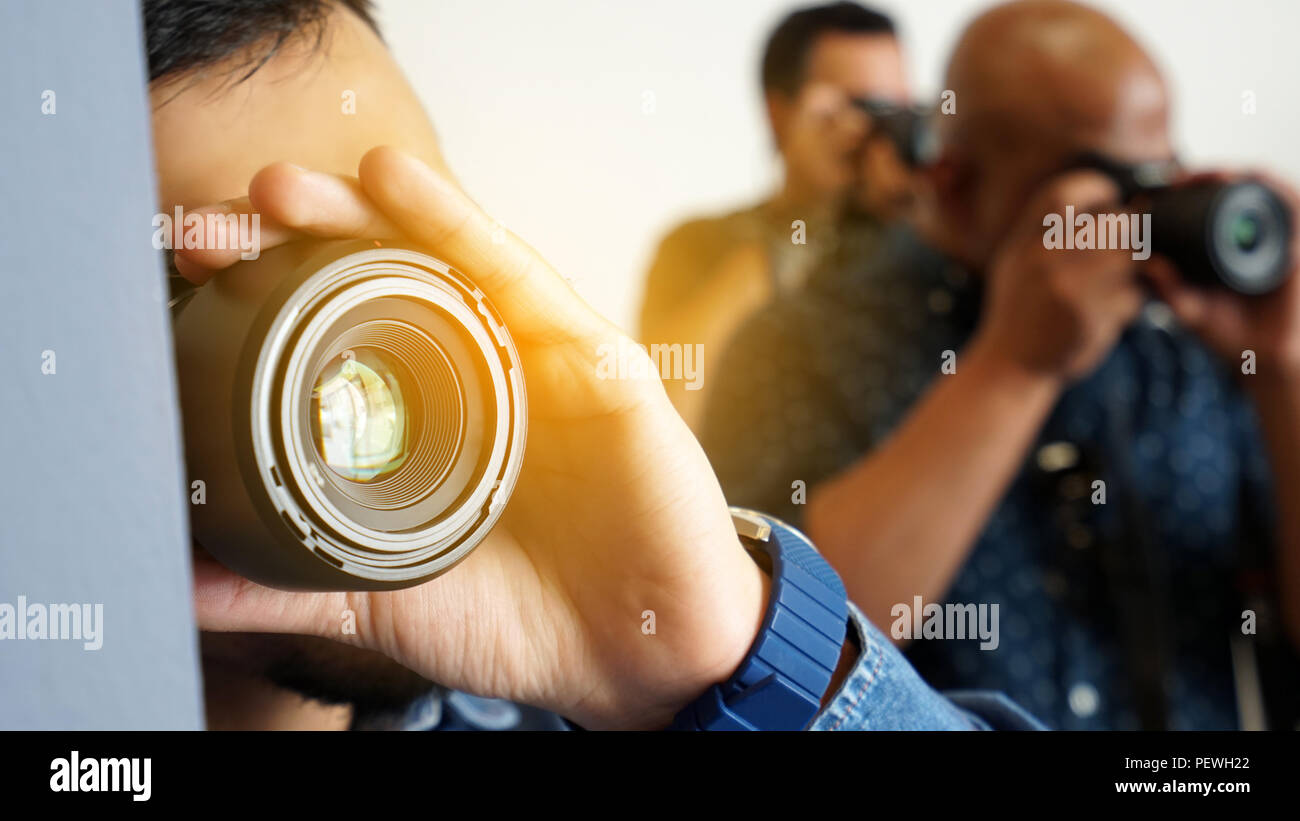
(303, 314, 471, 522)
(1231, 211, 1261, 253)
(1212, 182, 1291, 294)
(233, 248, 527, 585)
(312, 349, 409, 482)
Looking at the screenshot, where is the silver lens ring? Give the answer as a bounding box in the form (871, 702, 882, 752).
(248, 247, 526, 583)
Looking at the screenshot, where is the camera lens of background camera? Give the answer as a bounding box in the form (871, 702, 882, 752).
(1149, 180, 1292, 295)
(1230, 210, 1261, 253)
(1209, 182, 1290, 294)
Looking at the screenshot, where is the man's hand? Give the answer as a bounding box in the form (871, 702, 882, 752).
(971, 171, 1145, 383)
(179, 147, 771, 730)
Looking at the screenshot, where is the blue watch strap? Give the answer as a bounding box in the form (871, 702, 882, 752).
(670, 508, 849, 731)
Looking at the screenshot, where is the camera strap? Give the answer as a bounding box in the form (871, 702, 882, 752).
(1049, 386, 1173, 731)
(1096, 402, 1172, 731)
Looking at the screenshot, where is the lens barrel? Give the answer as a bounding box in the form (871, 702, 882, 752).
(172, 240, 527, 590)
(1148, 181, 1292, 295)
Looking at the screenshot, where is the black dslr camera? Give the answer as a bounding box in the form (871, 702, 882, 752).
(850, 97, 936, 169)
(1070, 152, 1292, 295)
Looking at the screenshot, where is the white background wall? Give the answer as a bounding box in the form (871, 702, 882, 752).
(375, 0, 1300, 332)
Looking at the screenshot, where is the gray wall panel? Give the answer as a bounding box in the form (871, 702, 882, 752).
(0, 0, 203, 729)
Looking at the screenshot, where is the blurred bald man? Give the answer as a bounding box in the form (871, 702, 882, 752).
(703, 0, 1300, 729)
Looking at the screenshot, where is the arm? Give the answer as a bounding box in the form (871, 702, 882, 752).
(806, 341, 1060, 630)
(807, 173, 1143, 632)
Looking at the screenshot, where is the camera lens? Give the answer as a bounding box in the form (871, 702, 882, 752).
(312, 347, 410, 483)
(1210, 183, 1290, 294)
(172, 240, 527, 591)
(1230, 211, 1261, 253)
(302, 315, 472, 517)
(1149, 180, 1292, 295)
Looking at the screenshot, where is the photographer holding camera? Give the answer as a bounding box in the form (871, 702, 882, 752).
(147, 0, 1042, 731)
(703, 0, 1300, 729)
(638, 2, 915, 432)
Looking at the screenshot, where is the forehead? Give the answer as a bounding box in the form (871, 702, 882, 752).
(149, 9, 444, 213)
(968, 53, 1174, 173)
(1084, 66, 1173, 164)
(803, 32, 906, 100)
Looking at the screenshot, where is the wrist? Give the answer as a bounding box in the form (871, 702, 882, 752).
(662, 510, 851, 731)
(652, 546, 773, 728)
(580, 531, 771, 732)
(712, 549, 774, 688)
(690, 553, 859, 717)
(962, 334, 1069, 401)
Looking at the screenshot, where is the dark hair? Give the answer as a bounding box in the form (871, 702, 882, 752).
(761, 2, 895, 96)
(142, 0, 378, 85)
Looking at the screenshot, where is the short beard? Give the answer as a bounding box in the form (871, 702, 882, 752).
(200, 631, 437, 715)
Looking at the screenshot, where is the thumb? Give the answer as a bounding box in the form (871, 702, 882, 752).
(357, 146, 607, 347)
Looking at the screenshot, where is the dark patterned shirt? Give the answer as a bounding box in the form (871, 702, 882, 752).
(701, 225, 1279, 729)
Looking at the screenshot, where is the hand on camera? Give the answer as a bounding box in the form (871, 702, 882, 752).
(971, 170, 1145, 384)
(177, 147, 769, 730)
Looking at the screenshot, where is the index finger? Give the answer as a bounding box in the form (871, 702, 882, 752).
(172, 164, 403, 284)
(357, 146, 610, 346)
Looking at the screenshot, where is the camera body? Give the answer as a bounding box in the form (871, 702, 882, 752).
(850, 97, 935, 168)
(172, 240, 527, 591)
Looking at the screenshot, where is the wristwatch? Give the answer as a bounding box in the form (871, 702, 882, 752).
(670, 507, 850, 730)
